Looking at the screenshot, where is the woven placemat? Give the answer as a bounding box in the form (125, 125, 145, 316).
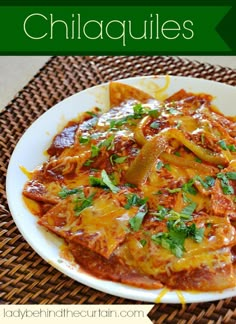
(1, 56, 236, 323)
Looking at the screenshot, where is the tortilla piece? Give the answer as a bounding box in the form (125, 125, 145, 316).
(69, 241, 163, 289)
(47, 123, 79, 157)
(39, 189, 139, 259)
(23, 179, 61, 204)
(109, 82, 153, 107)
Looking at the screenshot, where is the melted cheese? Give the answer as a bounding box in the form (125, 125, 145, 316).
(22, 196, 41, 215)
(155, 287, 169, 303)
(20, 165, 32, 179)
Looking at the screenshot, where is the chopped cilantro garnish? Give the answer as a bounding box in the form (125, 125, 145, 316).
(182, 192, 192, 204)
(182, 179, 197, 195)
(86, 111, 98, 117)
(151, 228, 185, 258)
(109, 117, 130, 128)
(58, 187, 82, 199)
(218, 140, 236, 152)
(101, 170, 120, 193)
(153, 202, 196, 222)
(150, 121, 160, 129)
(83, 159, 94, 166)
(151, 218, 204, 258)
(164, 163, 171, 171)
(227, 144, 236, 152)
(195, 175, 215, 189)
(166, 107, 179, 115)
(187, 223, 205, 243)
(156, 161, 164, 170)
(74, 192, 95, 215)
(174, 151, 181, 157)
(129, 205, 147, 231)
(110, 154, 127, 165)
(217, 173, 234, 195)
(225, 172, 236, 180)
(89, 176, 104, 187)
(133, 103, 149, 118)
(109, 104, 153, 129)
(89, 170, 119, 193)
(99, 135, 115, 150)
(140, 239, 147, 247)
(195, 157, 202, 163)
(152, 205, 170, 220)
(204, 176, 216, 187)
(79, 136, 91, 144)
(180, 202, 197, 217)
(124, 193, 148, 209)
(91, 145, 100, 158)
(148, 109, 159, 118)
(218, 139, 228, 150)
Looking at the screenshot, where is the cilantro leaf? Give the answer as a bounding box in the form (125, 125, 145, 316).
(124, 193, 148, 209)
(151, 230, 185, 258)
(174, 151, 181, 157)
(83, 159, 94, 166)
(166, 107, 179, 115)
(129, 205, 147, 231)
(218, 140, 236, 152)
(218, 140, 228, 150)
(150, 121, 160, 129)
(151, 218, 204, 258)
(182, 179, 197, 195)
(225, 172, 236, 180)
(89, 176, 104, 187)
(133, 103, 148, 118)
(152, 205, 170, 220)
(187, 224, 204, 243)
(99, 135, 115, 150)
(164, 164, 171, 171)
(180, 202, 197, 217)
(195, 175, 215, 189)
(195, 157, 202, 163)
(140, 239, 147, 247)
(91, 145, 100, 158)
(58, 187, 82, 199)
(110, 154, 127, 165)
(73, 192, 96, 216)
(227, 144, 236, 152)
(148, 109, 159, 118)
(86, 111, 98, 117)
(89, 170, 120, 193)
(101, 170, 120, 193)
(109, 116, 130, 128)
(217, 173, 234, 195)
(79, 136, 91, 144)
(204, 176, 216, 187)
(156, 161, 164, 170)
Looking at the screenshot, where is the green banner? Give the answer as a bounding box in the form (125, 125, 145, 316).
(0, 5, 234, 54)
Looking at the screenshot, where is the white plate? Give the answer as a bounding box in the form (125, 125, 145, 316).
(6, 75, 236, 304)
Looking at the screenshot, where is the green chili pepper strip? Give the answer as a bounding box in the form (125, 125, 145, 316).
(125, 135, 168, 186)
